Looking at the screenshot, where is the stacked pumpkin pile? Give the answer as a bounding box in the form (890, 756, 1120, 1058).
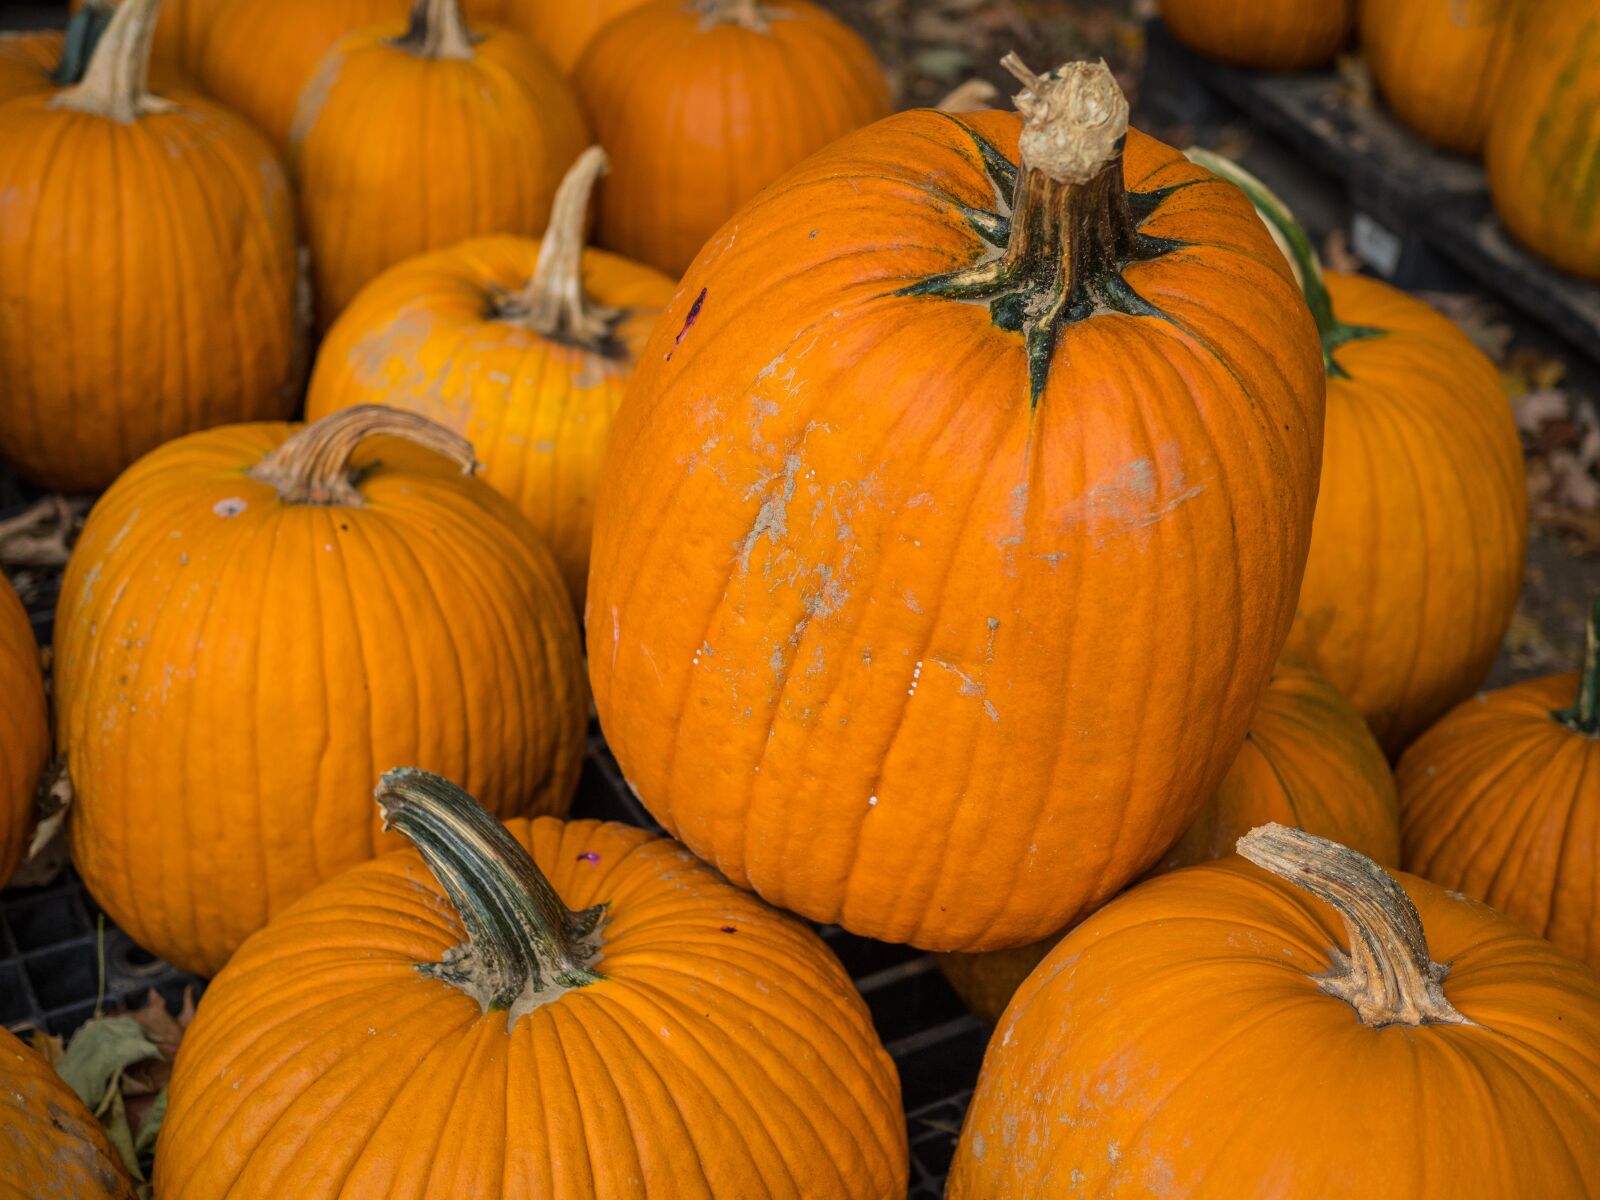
(1, 0, 1598, 1195)
(1160, 0, 1600, 281)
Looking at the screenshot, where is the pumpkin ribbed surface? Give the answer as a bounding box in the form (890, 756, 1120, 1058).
(1399, 672, 1600, 969)
(0, 575, 47, 890)
(157, 811, 908, 1197)
(0, 1027, 136, 1200)
(1160, 0, 1353, 70)
(587, 81, 1325, 951)
(1485, 0, 1600, 279)
(574, 0, 891, 276)
(55, 415, 587, 976)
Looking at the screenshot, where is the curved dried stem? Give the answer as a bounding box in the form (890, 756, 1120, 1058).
(249, 406, 477, 507)
(51, 0, 173, 122)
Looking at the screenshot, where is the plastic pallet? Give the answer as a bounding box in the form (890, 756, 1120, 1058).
(1138, 19, 1600, 365)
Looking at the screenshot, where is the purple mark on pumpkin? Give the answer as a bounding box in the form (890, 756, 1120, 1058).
(719, 925, 737, 934)
(577, 851, 600, 865)
(665, 288, 707, 361)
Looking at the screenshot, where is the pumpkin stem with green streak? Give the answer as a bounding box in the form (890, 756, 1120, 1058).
(249, 405, 478, 507)
(1238, 823, 1473, 1030)
(396, 0, 475, 59)
(51, 1, 114, 87)
(1554, 596, 1600, 734)
(50, 0, 173, 123)
(500, 146, 624, 352)
(1183, 147, 1384, 378)
(377, 768, 605, 1022)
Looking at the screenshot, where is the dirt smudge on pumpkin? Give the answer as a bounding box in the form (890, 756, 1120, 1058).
(1059, 445, 1207, 544)
(738, 453, 802, 570)
(933, 657, 1000, 722)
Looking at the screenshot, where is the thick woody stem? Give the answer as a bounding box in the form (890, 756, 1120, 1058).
(699, 0, 768, 31)
(397, 0, 475, 60)
(249, 406, 477, 507)
(1554, 595, 1600, 734)
(50, 0, 174, 122)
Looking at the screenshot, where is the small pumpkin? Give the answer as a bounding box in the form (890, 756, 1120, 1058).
(0, 0, 303, 494)
(950, 824, 1600, 1196)
(306, 148, 674, 606)
(938, 655, 1398, 1021)
(1360, 0, 1533, 154)
(68, 0, 220, 74)
(1398, 596, 1600, 970)
(291, 0, 588, 330)
(1190, 151, 1527, 755)
(1, 1026, 137, 1200)
(0, 573, 47, 892)
(1159, 0, 1353, 70)
(497, 0, 652, 72)
(573, 0, 891, 277)
(56, 407, 587, 976)
(1485, 0, 1600, 280)
(587, 60, 1324, 951)
(156, 768, 908, 1197)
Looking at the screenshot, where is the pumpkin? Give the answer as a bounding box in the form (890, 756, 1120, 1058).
(291, 0, 587, 331)
(1360, 0, 1533, 154)
(0, 1026, 137, 1200)
(573, 0, 891, 277)
(0, 0, 303, 494)
(1159, 0, 1353, 70)
(1398, 597, 1600, 969)
(938, 655, 1398, 1021)
(68, 0, 220, 74)
(0, 4, 187, 105)
(305, 148, 674, 606)
(1189, 151, 1526, 755)
(156, 768, 908, 1197)
(55, 407, 587, 976)
(0, 573, 47, 892)
(1485, 0, 1600, 280)
(586, 59, 1325, 951)
(498, 0, 652, 72)
(949, 824, 1600, 1196)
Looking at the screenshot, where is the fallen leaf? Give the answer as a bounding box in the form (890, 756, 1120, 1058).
(55, 1016, 162, 1113)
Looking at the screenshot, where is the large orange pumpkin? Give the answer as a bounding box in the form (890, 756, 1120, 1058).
(1159, 0, 1353, 70)
(157, 768, 908, 1197)
(498, 0, 652, 71)
(55, 407, 587, 976)
(1485, 0, 1600, 280)
(938, 655, 1398, 1021)
(291, 0, 587, 330)
(0, 574, 47, 892)
(586, 60, 1325, 951)
(1398, 597, 1600, 970)
(1360, 0, 1534, 154)
(949, 824, 1600, 1196)
(306, 148, 674, 605)
(0, 0, 303, 494)
(69, 0, 220, 74)
(1189, 152, 1527, 754)
(1, 1026, 137, 1200)
(573, 0, 891, 277)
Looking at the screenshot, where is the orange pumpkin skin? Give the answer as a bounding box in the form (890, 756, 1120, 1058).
(156, 802, 908, 1196)
(1360, 0, 1532, 154)
(498, 0, 652, 72)
(949, 847, 1600, 1197)
(573, 0, 891, 277)
(1399, 672, 1600, 969)
(1160, 0, 1353, 70)
(0, 574, 48, 891)
(586, 77, 1325, 951)
(0, 3, 303, 495)
(305, 224, 673, 604)
(197, 0, 506, 150)
(0, 1026, 137, 1200)
(939, 657, 1398, 1021)
(291, 5, 588, 331)
(1286, 273, 1526, 755)
(1485, 0, 1600, 280)
(55, 413, 587, 977)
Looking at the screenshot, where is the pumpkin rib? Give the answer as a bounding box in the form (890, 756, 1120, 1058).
(1494, 731, 1591, 931)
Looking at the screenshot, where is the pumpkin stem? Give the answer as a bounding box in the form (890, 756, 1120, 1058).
(1553, 596, 1600, 735)
(501, 147, 623, 349)
(396, 0, 476, 60)
(50, 0, 174, 123)
(1182, 148, 1383, 377)
(248, 406, 478, 507)
(1237, 823, 1473, 1030)
(377, 768, 604, 1023)
(700, 0, 768, 30)
(51, 0, 115, 87)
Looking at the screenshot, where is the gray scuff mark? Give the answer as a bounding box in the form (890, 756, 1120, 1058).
(933, 657, 1000, 722)
(903, 590, 923, 614)
(737, 453, 802, 570)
